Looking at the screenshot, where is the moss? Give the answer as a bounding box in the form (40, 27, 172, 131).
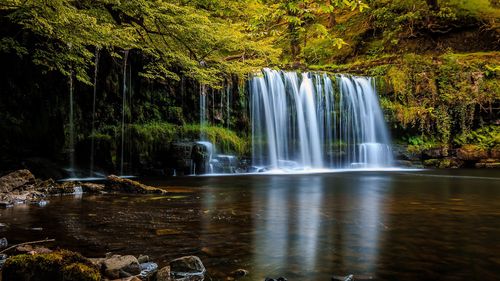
(61, 263, 101, 281)
(2, 250, 101, 281)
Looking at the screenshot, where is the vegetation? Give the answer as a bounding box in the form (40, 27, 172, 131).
(0, 0, 499, 169)
(2, 250, 101, 281)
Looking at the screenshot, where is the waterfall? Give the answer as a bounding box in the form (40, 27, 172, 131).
(250, 69, 393, 170)
(68, 72, 75, 177)
(120, 50, 129, 175)
(90, 48, 99, 176)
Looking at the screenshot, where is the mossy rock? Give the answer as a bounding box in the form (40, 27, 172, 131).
(62, 263, 101, 281)
(457, 144, 489, 161)
(2, 250, 101, 281)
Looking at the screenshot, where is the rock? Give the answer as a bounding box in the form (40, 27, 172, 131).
(139, 262, 158, 279)
(106, 175, 166, 194)
(0, 201, 13, 208)
(1, 250, 100, 281)
(457, 145, 488, 161)
(34, 179, 57, 193)
(0, 238, 7, 248)
(102, 255, 141, 279)
(157, 265, 172, 281)
(169, 256, 206, 280)
(0, 254, 8, 269)
(229, 269, 249, 278)
(50, 181, 81, 194)
(81, 182, 105, 193)
(16, 244, 52, 254)
(137, 254, 150, 264)
(422, 147, 448, 159)
(0, 169, 35, 193)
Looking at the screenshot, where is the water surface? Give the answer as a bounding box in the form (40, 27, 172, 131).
(1, 170, 499, 280)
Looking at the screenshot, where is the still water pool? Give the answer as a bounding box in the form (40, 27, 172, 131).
(1, 170, 500, 280)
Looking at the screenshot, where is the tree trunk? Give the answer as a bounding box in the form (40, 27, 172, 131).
(326, 0, 336, 28)
(289, 24, 301, 63)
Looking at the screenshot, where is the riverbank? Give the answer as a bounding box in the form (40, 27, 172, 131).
(0, 170, 166, 208)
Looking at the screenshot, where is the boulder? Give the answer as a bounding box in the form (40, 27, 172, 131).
(102, 255, 141, 279)
(457, 145, 488, 161)
(0, 169, 35, 193)
(1, 250, 100, 281)
(169, 256, 205, 280)
(106, 175, 166, 194)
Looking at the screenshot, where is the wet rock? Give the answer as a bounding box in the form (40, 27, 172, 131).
(0, 169, 35, 193)
(81, 182, 105, 193)
(169, 255, 206, 280)
(34, 178, 58, 193)
(457, 145, 488, 161)
(106, 175, 166, 194)
(48, 181, 81, 194)
(229, 269, 249, 278)
(0, 238, 7, 248)
(138, 254, 150, 264)
(102, 255, 141, 279)
(0, 201, 13, 208)
(139, 262, 158, 279)
(0, 254, 8, 269)
(157, 265, 172, 281)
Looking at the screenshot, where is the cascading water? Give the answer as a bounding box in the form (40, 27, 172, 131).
(199, 84, 207, 140)
(68, 72, 76, 177)
(120, 50, 129, 175)
(251, 69, 393, 170)
(90, 48, 99, 176)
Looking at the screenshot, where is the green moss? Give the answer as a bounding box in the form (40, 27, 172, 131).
(2, 250, 101, 281)
(125, 122, 249, 164)
(62, 263, 101, 281)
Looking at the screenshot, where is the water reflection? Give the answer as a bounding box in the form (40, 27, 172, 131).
(251, 175, 388, 279)
(0, 171, 499, 281)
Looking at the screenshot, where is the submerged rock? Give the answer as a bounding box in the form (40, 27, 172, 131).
(229, 268, 249, 279)
(169, 255, 206, 280)
(106, 175, 166, 194)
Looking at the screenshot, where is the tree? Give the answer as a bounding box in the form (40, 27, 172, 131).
(250, 0, 369, 64)
(0, 0, 278, 86)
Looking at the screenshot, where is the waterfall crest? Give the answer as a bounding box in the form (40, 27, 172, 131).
(251, 68, 393, 170)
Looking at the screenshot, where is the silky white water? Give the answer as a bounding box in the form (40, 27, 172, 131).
(251, 69, 393, 170)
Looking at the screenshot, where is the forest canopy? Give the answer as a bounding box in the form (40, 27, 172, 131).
(0, 0, 499, 85)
